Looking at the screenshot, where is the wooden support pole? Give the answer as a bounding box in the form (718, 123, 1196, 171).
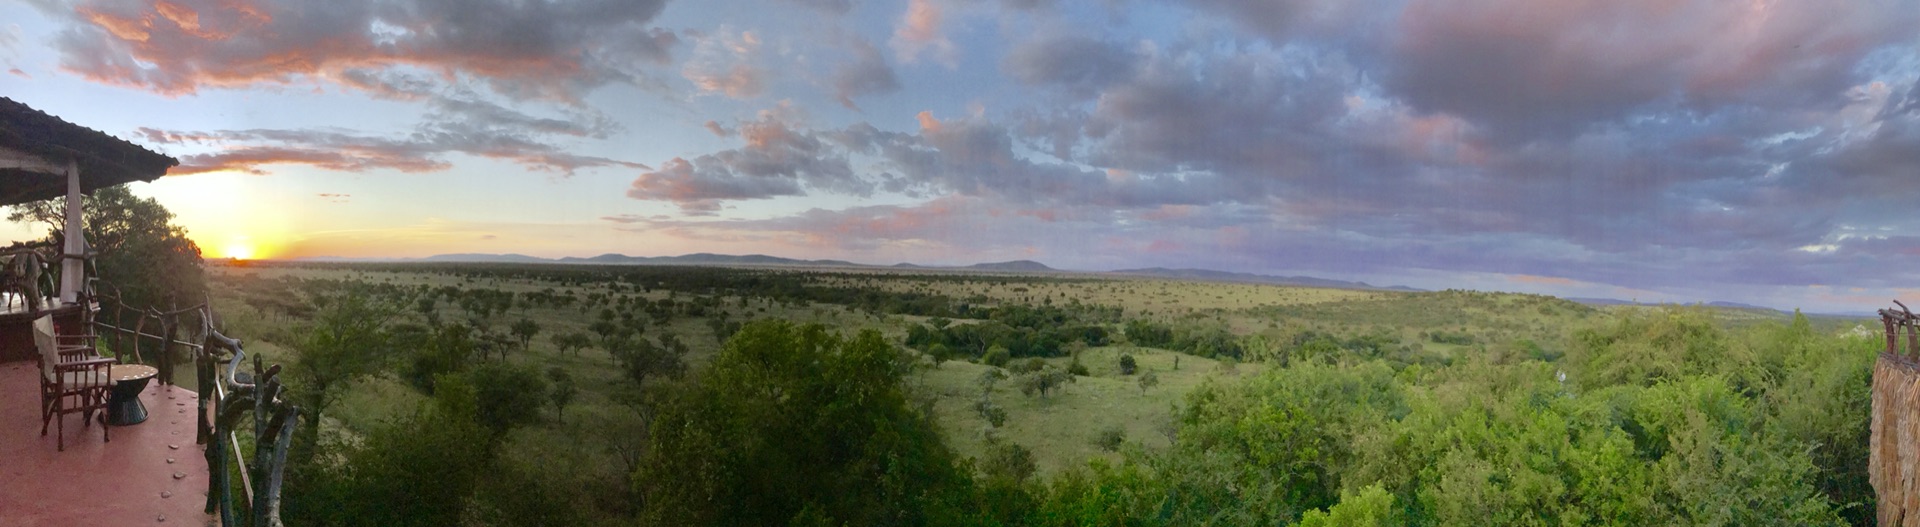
(59, 157, 85, 305)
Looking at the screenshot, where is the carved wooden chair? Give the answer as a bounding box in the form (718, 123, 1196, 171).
(33, 315, 114, 451)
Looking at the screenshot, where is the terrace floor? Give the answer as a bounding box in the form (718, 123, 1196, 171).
(0, 359, 216, 526)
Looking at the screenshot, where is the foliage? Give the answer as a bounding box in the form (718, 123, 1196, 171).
(509, 318, 541, 352)
(1018, 367, 1075, 399)
(610, 334, 686, 389)
(287, 291, 396, 455)
(293, 404, 493, 527)
(983, 345, 1012, 368)
(1119, 353, 1137, 375)
(8, 185, 205, 316)
(438, 362, 550, 437)
(1094, 425, 1125, 452)
(546, 367, 576, 423)
(548, 331, 591, 357)
(1297, 484, 1397, 527)
(396, 323, 476, 394)
(634, 320, 973, 525)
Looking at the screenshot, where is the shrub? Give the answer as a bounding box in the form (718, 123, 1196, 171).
(983, 345, 1012, 368)
(1119, 354, 1137, 375)
(1094, 425, 1125, 452)
(1015, 357, 1047, 374)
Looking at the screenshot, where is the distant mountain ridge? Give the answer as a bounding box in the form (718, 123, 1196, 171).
(297, 252, 1423, 292)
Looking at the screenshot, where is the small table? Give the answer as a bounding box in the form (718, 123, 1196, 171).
(106, 364, 158, 426)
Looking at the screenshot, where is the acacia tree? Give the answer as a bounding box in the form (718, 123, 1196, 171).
(610, 335, 685, 390)
(510, 318, 541, 352)
(288, 291, 396, 458)
(550, 331, 591, 357)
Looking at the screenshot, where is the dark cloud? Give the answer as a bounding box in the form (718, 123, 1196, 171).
(777, 0, 855, 14)
(830, 36, 901, 110)
(1382, 0, 1920, 142)
(37, 0, 675, 101)
(1002, 34, 1136, 98)
(148, 94, 647, 176)
(626, 157, 808, 215)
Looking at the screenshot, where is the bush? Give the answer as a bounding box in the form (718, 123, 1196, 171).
(1014, 357, 1047, 374)
(1068, 360, 1090, 376)
(983, 345, 1012, 368)
(974, 397, 1008, 428)
(1118, 354, 1137, 375)
(1095, 425, 1126, 452)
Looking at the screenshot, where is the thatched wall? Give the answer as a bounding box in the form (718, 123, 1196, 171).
(1873, 353, 1920, 526)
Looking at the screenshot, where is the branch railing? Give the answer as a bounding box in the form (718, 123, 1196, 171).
(85, 278, 298, 527)
(1882, 300, 1918, 363)
(199, 329, 299, 527)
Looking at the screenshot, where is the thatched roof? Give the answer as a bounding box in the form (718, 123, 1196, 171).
(0, 97, 179, 206)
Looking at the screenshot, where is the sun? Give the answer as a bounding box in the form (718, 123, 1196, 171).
(222, 242, 255, 261)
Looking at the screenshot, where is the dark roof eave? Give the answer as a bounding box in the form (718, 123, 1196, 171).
(0, 97, 180, 207)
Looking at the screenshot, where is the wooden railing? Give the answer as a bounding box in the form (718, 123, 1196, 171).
(87, 279, 299, 527)
(199, 330, 299, 527)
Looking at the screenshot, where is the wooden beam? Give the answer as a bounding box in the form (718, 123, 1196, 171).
(0, 144, 64, 174)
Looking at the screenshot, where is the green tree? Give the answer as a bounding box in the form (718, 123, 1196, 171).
(287, 291, 395, 457)
(635, 320, 973, 525)
(1137, 368, 1159, 395)
(549, 331, 591, 357)
(296, 383, 494, 527)
(611, 335, 686, 390)
(7, 184, 205, 318)
(1119, 354, 1138, 375)
(547, 367, 577, 424)
(509, 318, 541, 353)
(441, 362, 549, 437)
(1019, 367, 1074, 399)
(1298, 484, 1398, 527)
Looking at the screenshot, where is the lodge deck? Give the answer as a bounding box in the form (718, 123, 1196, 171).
(0, 359, 215, 526)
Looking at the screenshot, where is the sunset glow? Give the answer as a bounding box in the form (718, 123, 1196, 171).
(221, 241, 254, 261)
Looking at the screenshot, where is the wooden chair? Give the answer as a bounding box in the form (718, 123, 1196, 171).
(33, 315, 114, 451)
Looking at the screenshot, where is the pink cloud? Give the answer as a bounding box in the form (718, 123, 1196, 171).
(891, 0, 954, 65)
(49, 0, 676, 102)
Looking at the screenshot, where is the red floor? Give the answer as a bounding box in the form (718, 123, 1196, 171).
(0, 360, 216, 526)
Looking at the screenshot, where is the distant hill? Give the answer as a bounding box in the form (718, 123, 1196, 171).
(966, 260, 1055, 272)
(311, 253, 1427, 293)
(1109, 267, 1421, 292)
(419, 253, 549, 263)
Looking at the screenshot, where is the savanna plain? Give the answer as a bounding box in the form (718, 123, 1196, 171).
(205, 260, 1880, 526)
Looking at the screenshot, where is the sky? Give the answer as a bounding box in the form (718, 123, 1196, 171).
(3, 0, 1920, 313)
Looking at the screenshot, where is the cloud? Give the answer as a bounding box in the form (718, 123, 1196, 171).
(1382, 0, 1920, 142)
(891, 0, 954, 65)
(150, 93, 647, 176)
(682, 28, 768, 99)
(1002, 34, 1136, 98)
(36, 0, 676, 102)
(625, 109, 871, 213)
(829, 36, 900, 110)
(776, 0, 854, 14)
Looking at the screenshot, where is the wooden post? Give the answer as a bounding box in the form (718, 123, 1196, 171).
(59, 157, 85, 305)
